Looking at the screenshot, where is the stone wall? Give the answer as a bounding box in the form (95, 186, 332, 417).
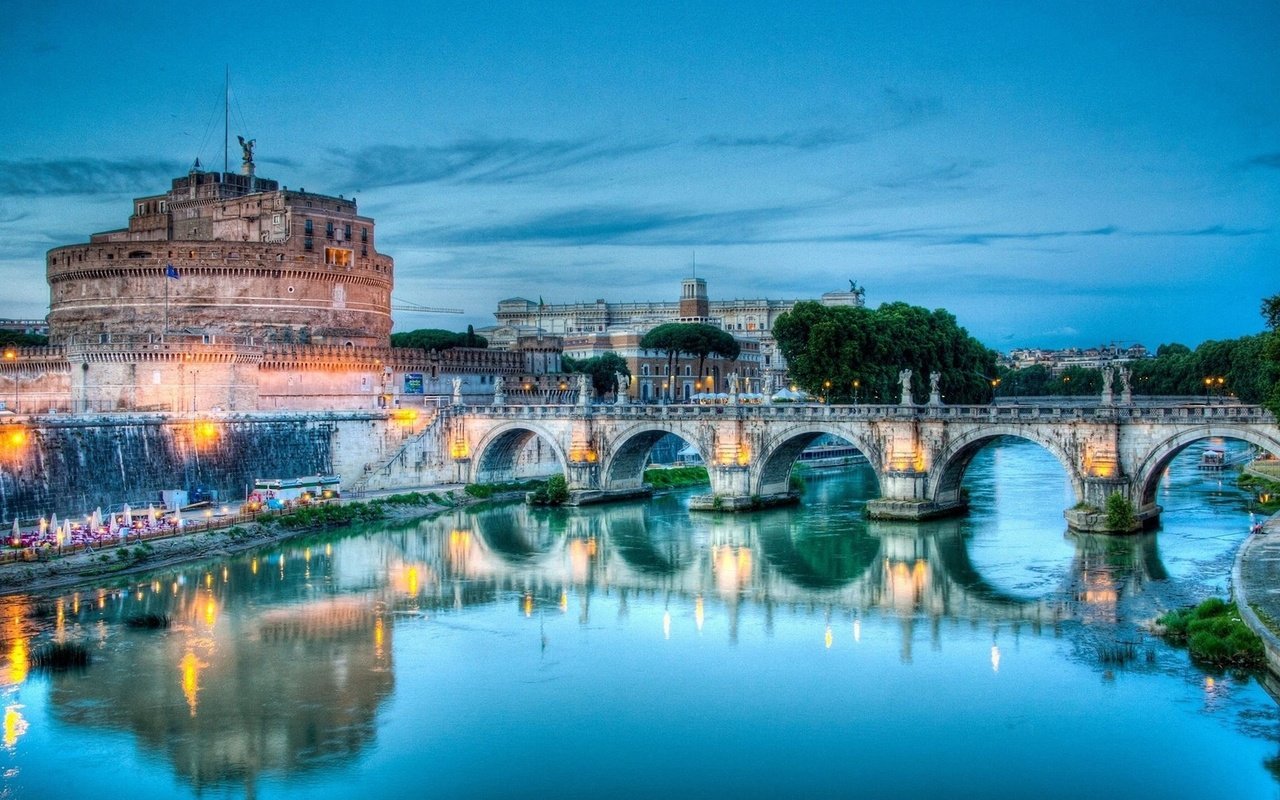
(0, 413, 392, 522)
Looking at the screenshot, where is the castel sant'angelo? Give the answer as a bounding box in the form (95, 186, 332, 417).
(6, 140, 557, 414)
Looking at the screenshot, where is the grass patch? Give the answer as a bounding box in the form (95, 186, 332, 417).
(643, 466, 709, 489)
(1157, 597, 1266, 669)
(277, 501, 387, 530)
(125, 613, 171, 629)
(465, 479, 546, 499)
(1239, 472, 1280, 513)
(31, 642, 91, 670)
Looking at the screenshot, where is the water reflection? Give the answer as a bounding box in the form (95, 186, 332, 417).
(0, 438, 1272, 796)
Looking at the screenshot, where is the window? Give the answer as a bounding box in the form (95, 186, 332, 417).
(273, 214, 282, 225)
(325, 221, 334, 239)
(325, 248, 353, 267)
(304, 237, 313, 251)
(361, 227, 368, 242)
(304, 219, 313, 235)
(641, 364, 650, 376)
(344, 224, 351, 240)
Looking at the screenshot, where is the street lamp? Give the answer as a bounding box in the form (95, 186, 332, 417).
(3, 347, 15, 413)
(852, 379, 860, 405)
(823, 380, 831, 405)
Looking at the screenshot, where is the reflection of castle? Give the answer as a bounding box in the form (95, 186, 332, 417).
(6, 152, 558, 414)
(40, 548, 394, 793)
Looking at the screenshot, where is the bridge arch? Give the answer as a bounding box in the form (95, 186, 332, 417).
(1133, 424, 1280, 508)
(930, 426, 1083, 507)
(469, 420, 569, 485)
(753, 423, 883, 498)
(600, 421, 709, 491)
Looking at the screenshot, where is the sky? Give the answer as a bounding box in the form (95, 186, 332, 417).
(1, 1, 1277, 351)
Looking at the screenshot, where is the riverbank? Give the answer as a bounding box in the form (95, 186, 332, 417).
(1233, 510, 1280, 677)
(0, 487, 475, 598)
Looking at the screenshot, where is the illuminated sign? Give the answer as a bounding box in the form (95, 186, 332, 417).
(404, 373, 424, 394)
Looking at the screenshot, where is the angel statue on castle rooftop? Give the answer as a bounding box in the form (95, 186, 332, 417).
(237, 135, 256, 166)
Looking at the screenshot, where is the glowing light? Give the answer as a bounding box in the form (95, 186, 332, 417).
(450, 439, 470, 459)
(559, 590, 568, 612)
(663, 611, 671, 640)
(179, 651, 202, 717)
(407, 567, 419, 596)
(374, 617, 385, 656)
(7, 638, 28, 686)
(824, 625, 833, 649)
(205, 573, 212, 588)
(695, 595, 705, 632)
(325, 543, 332, 557)
(853, 619, 861, 643)
(251, 558, 258, 575)
(3, 705, 27, 749)
(991, 645, 1001, 673)
(523, 593, 533, 618)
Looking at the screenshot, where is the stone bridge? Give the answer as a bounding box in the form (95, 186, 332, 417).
(436, 401, 1279, 532)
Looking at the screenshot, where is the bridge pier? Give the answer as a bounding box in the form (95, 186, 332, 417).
(688, 464, 798, 512)
(1062, 477, 1157, 533)
(865, 469, 968, 521)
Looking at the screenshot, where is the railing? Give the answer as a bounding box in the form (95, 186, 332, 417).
(452, 401, 1275, 423)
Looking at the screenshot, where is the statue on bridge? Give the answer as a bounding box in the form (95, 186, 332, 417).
(1101, 365, 1115, 406)
(1119, 365, 1133, 405)
(928, 371, 942, 406)
(615, 371, 629, 405)
(577, 372, 592, 407)
(492, 375, 505, 407)
(451, 377, 463, 406)
(898, 368, 914, 406)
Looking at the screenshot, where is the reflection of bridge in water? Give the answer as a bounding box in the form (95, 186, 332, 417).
(386, 502, 1172, 645)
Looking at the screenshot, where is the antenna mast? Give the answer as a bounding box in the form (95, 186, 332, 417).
(223, 66, 229, 174)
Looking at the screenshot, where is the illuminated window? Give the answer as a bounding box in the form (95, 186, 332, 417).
(325, 248, 353, 267)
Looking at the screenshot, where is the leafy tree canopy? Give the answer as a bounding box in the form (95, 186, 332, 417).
(0, 331, 48, 348)
(390, 327, 487, 351)
(563, 352, 631, 397)
(773, 301, 998, 404)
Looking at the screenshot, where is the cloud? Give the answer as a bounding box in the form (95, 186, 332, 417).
(1244, 152, 1280, 170)
(329, 136, 667, 189)
(0, 157, 177, 196)
(397, 202, 806, 247)
(698, 87, 943, 151)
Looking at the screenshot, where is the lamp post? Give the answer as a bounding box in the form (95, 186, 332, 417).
(823, 380, 831, 405)
(3, 347, 15, 413)
(1204, 376, 1212, 403)
(852, 379, 860, 405)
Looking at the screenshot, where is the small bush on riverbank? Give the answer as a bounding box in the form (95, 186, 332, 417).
(466, 479, 546, 499)
(1157, 598, 1266, 669)
(644, 466, 709, 489)
(278, 501, 388, 530)
(530, 475, 570, 506)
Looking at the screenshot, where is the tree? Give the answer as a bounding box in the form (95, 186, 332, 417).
(0, 331, 47, 347)
(563, 351, 631, 398)
(1264, 293, 1280, 416)
(390, 328, 487, 351)
(640, 323, 697, 400)
(773, 301, 997, 404)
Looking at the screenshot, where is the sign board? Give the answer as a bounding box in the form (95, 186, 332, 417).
(404, 373, 425, 394)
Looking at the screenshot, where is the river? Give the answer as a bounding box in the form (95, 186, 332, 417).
(0, 437, 1276, 799)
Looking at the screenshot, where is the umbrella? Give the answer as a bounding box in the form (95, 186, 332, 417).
(147, 504, 157, 523)
(11, 518, 19, 545)
(92, 507, 103, 531)
(49, 513, 58, 540)
(123, 504, 132, 526)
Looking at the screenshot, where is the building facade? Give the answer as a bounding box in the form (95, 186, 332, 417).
(489, 278, 864, 385)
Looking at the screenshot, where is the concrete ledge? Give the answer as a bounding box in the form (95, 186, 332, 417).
(1063, 504, 1160, 533)
(688, 492, 799, 512)
(1233, 512, 1280, 679)
(865, 498, 968, 521)
(564, 487, 653, 506)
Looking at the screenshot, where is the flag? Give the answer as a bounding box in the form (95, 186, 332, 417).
(165, 264, 180, 279)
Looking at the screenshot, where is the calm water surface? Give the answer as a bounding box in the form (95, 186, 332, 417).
(1, 438, 1277, 799)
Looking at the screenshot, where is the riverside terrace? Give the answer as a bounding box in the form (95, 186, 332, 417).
(386, 399, 1280, 533)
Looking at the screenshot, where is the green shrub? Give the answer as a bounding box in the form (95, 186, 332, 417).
(530, 474, 570, 506)
(1105, 493, 1136, 531)
(1157, 597, 1265, 669)
(643, 466, 709, 489)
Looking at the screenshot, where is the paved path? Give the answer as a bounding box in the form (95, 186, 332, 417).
(1233, 510, 1280, 675)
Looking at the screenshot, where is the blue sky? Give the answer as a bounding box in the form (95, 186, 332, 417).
(2, 1, 1277, 350)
